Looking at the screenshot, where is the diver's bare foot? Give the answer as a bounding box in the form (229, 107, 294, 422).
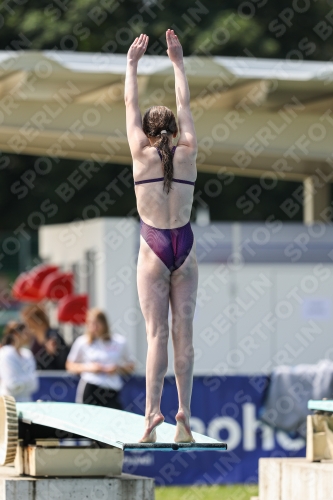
(139, 413, 164, 443)
(174, 410, 195, 443)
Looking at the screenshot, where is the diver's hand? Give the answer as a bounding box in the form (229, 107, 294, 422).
(166, 29, 183, 63)
(127, 34, 149, 63)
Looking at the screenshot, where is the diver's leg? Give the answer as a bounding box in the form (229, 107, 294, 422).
(137, 235, 171, 442)
(169, 240, 198, 442)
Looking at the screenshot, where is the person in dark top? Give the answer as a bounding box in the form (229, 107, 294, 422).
(21, 304, 69, 370)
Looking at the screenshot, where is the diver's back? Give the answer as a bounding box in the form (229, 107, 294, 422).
(134, 145, 197, 229)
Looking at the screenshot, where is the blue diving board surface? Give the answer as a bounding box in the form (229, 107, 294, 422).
(308, 399, 333, 412)
(16, 402, 227, 452)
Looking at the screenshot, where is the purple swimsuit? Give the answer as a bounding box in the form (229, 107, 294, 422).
(134, 146, 195, 272)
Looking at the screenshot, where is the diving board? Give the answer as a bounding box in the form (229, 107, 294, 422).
(0, 396, 158, 496)
(308, 399, 333, 413)
(16, 401, 227, 452)
(0, 397, 227, 478)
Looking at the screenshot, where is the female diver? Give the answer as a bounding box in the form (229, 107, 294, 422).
(125, 29, 198, 443)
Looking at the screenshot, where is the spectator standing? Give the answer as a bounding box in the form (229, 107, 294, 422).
(21, 304, 69, 370)
(66, 308, 135, 409)
(0, 321, 38, 401)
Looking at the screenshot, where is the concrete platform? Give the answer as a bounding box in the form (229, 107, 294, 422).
(258, 457, 333, 500)
(0, 466, 155, 500)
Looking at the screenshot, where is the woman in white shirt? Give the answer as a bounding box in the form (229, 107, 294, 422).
(66, 308, 135, 409)
(0, 321, 38, 402)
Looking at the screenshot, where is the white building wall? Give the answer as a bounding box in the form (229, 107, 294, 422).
(39, 218, 333, 376)
(100, 217, 144, 370)
(192, 263, 332, 376)
(39, 218, 142, 363)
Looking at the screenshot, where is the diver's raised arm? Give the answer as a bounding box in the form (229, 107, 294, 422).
(125, 34, 150, 154)
(166, 29, 197, 150)
(124, 34, 148, 106)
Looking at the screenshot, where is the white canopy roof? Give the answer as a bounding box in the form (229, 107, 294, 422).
(1, 50, 332, 222)
(2, 50, 332, 80)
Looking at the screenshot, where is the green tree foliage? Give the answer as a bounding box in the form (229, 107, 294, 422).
(2, 0, 333, 59)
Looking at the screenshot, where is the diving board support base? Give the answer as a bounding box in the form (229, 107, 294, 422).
(13, 440, 124, 477)
(307, 399, 333, 462)
(257, 457, 333, 500)
(306, 413, 333, 461)
(0, 467, 155, 500)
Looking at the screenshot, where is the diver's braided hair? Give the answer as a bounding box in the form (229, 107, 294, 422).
(142, 106, 178, 194)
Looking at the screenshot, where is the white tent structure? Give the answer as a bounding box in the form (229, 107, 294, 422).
(1, 50, 333, 223)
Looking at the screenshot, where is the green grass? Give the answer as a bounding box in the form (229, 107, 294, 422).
(155, 484, 258, 500)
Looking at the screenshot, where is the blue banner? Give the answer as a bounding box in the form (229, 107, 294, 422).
(34, 374, 306, 486)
